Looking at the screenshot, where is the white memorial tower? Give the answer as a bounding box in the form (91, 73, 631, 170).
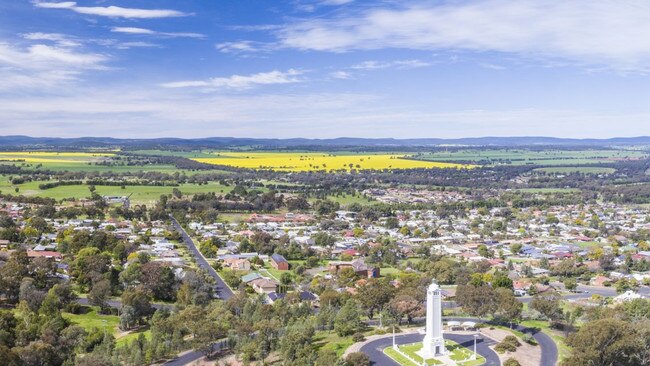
(422, 279, 446, 358)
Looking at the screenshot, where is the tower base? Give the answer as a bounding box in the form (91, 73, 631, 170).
(419, 336, 447, 359)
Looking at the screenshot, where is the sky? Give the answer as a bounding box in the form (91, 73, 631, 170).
(1, 0, 650, 139)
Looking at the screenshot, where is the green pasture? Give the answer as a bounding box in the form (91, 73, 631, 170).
(411, 149, 646, 166)
(0, 178, 235, 204)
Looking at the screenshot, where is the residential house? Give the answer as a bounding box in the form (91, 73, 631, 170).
(271, 254, 289, 271)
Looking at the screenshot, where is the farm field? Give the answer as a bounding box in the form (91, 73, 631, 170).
(191, 151, 471, 172)
(0, 179, 235, 204)
(0, 151, 189, 173)
(411, 149, 647, 166)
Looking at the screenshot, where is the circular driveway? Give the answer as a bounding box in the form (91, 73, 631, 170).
(359, 332, 500, 366)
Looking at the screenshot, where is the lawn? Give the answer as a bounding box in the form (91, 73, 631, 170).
(384, 341, 484, 366)
(313, 331, 355, 357)
(262, 262, 285, 280)
(62, 307, 120, 331)
(62, 307, 151, 347)
(192, 151, 472, 172)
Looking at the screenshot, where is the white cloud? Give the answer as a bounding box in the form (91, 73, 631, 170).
(34, 1, 189, 19)
(22, 32, 80, 47)
(111, 27, 205, 39)
(277, 0, 650, 71)
(0, 42, 108, 91)
(216, 41, 268, 54)
(329, 71, 352, 79)
(0, 43, 107, 69)
(162, 69, 304, 90)
(350, 59, 431, 70)
(114, 41, 160, 50)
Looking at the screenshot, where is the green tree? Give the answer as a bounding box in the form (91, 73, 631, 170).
(564, 318, 643, 366)
(494, 288, 523, 326)
(455, 284, 497, 319)
(530, 292, 564, 326)
(335, 300, 362, 337)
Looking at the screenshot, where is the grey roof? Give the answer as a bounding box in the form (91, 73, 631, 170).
(271, 253, 288, 263)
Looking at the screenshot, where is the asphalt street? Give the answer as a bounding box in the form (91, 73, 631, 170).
(359, 332, 500, 366)
(169, 215, 234, 300)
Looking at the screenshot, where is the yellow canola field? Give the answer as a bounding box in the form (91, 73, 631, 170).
(193, 152, 471, 172)
(0, 152, 114, 163)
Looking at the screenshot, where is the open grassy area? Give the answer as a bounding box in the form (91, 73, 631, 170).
(62, 307, 151, 347)
(192, 151, 472, 172)
(314, 331, 355, 357)
(313, 193, 375, 206)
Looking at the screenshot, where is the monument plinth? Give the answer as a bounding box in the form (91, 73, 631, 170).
(420, 279, 446, 358)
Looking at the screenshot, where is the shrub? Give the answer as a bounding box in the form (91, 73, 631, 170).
(504, 358, 522, 366)
(521, 333, 536, 345)
(352, 332, 365, 342)
(495, 335, 521, 353)
(345, 352, 370, 366)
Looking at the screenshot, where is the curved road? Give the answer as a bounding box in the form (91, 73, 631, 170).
(360, 332, 499, 366)
(362, 317, 557, 366)
(170, 215, 234, 300)
(447, 317, 557, 366)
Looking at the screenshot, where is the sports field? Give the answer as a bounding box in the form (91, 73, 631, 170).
(192, 152, 470, 172)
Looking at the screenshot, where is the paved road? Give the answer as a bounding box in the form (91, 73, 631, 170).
(517, 283, 650, 304)
(169, 215, 234, 300)
(163, 340, 230, 366)
(448, 317, 556, 366)
(363, 317, 558, 366)
(360, 331, 499, 366)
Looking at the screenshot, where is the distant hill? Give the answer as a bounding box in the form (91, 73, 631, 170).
(1, 135, 650, 149)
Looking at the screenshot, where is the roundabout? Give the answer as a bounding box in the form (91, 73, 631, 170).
(359, 331, 500, 366)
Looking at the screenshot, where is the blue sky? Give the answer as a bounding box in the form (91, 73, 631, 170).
(1, 0, 650, 138)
